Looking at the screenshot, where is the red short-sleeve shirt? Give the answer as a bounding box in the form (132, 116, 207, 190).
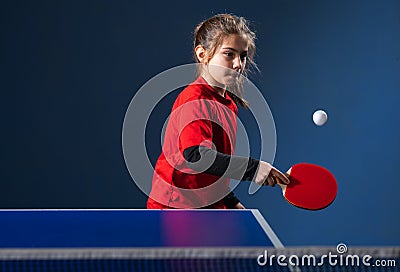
(147, 76, 238, 209)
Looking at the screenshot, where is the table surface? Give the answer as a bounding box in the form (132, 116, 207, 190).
(0, 209, 283, 248)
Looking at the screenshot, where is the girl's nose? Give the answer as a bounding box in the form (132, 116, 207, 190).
(232, 56, 243, 72)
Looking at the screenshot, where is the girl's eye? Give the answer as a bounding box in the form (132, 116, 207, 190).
(240, 55, 247, 61)
(224, 52, 234, 57)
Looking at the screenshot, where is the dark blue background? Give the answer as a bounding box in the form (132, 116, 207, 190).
(1, 0, 399, 246)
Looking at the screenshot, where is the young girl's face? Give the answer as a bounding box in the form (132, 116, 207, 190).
(207, 34, 249, 87)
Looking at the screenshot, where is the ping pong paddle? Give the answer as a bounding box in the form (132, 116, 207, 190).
(272, 163, 338, 210)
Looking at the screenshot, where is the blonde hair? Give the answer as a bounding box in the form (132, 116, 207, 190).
(193, 14, 257, 108)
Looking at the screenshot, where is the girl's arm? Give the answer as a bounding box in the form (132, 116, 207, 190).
(183, 145, 289, 186)
(183, 145, 259, 181)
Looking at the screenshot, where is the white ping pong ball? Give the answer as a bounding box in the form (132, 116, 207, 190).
(312, 110, 328, 126)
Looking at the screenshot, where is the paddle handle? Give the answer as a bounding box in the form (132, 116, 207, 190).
(275, 169, 291, 195)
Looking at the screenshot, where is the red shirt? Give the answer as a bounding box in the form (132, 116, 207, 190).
(147, 76, 238, 209)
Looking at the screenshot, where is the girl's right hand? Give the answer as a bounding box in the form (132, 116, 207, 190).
(254, 161, 290, 187)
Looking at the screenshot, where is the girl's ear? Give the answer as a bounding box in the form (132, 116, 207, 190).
(195, 45, 207, 63)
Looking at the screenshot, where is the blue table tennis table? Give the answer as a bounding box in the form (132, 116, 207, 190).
(0, 209, 283, 249)
(0, 209, 287, 272)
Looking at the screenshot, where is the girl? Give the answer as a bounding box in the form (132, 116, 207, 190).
(147, 14, 289, 209)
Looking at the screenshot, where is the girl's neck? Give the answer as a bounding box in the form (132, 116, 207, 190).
(201, 73, 226, 97)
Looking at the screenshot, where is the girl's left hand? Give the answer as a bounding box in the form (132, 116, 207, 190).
(235, 202, 245, 209)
